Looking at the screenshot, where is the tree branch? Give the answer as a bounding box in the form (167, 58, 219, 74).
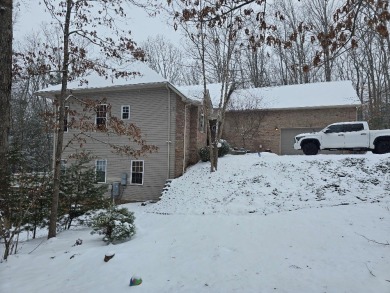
(356, 233, 390, 246)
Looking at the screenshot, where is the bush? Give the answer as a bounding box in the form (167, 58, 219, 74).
(199, 140, 230, 161)
(199, 146, 210, 162)
(89, 205, 136, 243)
(59, 156, 109, 230)
(218, 139, 230, 157)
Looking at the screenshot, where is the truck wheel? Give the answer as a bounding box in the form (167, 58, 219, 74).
(374, 141, 390, 154)
(302, 142, 319, 155)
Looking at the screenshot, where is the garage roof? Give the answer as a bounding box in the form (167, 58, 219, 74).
(178, 80, 361, 110)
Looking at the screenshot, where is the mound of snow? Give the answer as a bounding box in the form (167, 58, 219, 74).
(145, 153, 390, 215)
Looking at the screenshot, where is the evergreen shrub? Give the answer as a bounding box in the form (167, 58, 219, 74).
(218, 139, 230, 157)
(199, 146, 210, 162)
(89, 205, 136, 243)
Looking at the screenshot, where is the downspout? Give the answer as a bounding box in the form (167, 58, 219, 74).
(166, 84, 171, 179)
(52, 94, 58, 171)
(182, 104, 188, 174)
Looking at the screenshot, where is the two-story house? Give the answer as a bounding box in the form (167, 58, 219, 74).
(37, 63, 207, 202)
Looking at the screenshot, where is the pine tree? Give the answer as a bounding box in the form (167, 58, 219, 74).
(59, 156, 109, 230)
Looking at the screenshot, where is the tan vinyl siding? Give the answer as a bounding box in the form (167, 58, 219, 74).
(62, 86, 175, 202)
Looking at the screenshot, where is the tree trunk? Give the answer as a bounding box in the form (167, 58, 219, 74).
(48, 0, 72, 239)
(0, 0, 12, 205)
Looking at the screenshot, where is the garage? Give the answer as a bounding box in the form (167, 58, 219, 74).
(280, 128, 321, 155)
(221, 81, 361, 155)
(280, 127, 345, 155)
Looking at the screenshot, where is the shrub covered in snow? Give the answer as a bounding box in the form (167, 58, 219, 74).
(89, 206, 136, 243)
(199, 140, 231, 162)
(218, 139, 230, 157)
(199, 146, 210, 162)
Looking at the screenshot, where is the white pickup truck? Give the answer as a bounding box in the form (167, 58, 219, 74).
(293, 121, 390, 155)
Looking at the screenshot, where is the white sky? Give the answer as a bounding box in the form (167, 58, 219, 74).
(13, 1, 183, 45)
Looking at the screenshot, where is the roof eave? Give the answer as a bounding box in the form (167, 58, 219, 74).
(35, 82, 201, 105)
(263, 104, 361, 111)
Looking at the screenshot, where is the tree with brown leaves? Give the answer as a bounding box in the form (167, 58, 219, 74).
(19, 0, 157, 239)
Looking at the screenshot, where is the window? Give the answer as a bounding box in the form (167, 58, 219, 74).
(121, 105, 130, 120)
(199, 111, 205, 132)
(96, 104, 107, 130)
(64, 106, 69, 132)
(326, 124, 345, 133)
(95, 160, 107, 183)
(130, 160, 144, 185)
(344, 123, 364, 132)
(60, 159, 67, 174)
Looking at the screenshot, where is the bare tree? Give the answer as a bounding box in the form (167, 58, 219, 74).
(225, 91, 266, 149)
(142, 35, 186, 84)
(172, 0, 242, 171)
(0, 0, 13, 211)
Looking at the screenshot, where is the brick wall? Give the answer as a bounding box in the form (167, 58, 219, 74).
(189, 105, 207, 164)
(175, 99, 207, 177)
(223, 106, 358, 154)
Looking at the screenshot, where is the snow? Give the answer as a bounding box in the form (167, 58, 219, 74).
(178, 80, 361, 109)
(36, 61, 167, 95)
(2, 153, 390, 293)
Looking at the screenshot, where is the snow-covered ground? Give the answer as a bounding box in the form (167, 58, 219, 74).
(1, 153, 390, 293)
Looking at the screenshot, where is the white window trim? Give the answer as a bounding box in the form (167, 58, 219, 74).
(130, 160, 144, 185)
(96, 104, 108, 127)
(95, 159, 107, 183)
(121, 105, 130, 120)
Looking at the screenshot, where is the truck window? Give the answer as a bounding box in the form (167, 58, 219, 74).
(344, 123, 364, 132)
(326, 124, 344, 133)
(352, 123, 364, 131)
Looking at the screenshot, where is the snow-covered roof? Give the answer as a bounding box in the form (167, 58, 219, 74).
(176, 83, 224, 106)
(178, 80, 361, 110)
(36, 61, 168, 95)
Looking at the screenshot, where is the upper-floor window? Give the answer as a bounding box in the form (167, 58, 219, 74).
(64, 106, 69, 132)
(96, 104, 107, 130)
(95, 159, 107, 183)
(121, 105, 130, 120)
(130, 160, 144, 185)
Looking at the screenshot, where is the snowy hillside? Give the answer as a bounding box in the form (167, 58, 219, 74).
(146, 153, 390, 215)
(1, 153, 390, 293)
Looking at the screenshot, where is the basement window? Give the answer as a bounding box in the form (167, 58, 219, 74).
(130, 160, 144, 185)
(95, 159, 107, 183)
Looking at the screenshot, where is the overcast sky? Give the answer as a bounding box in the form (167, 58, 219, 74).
(13, 1, 183, 45)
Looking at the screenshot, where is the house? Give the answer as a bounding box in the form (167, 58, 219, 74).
(37, 63, 207, 202)
(179, 80, 361, 155)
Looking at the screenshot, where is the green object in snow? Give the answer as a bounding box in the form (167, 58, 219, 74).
(130, 276, 142, 286)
